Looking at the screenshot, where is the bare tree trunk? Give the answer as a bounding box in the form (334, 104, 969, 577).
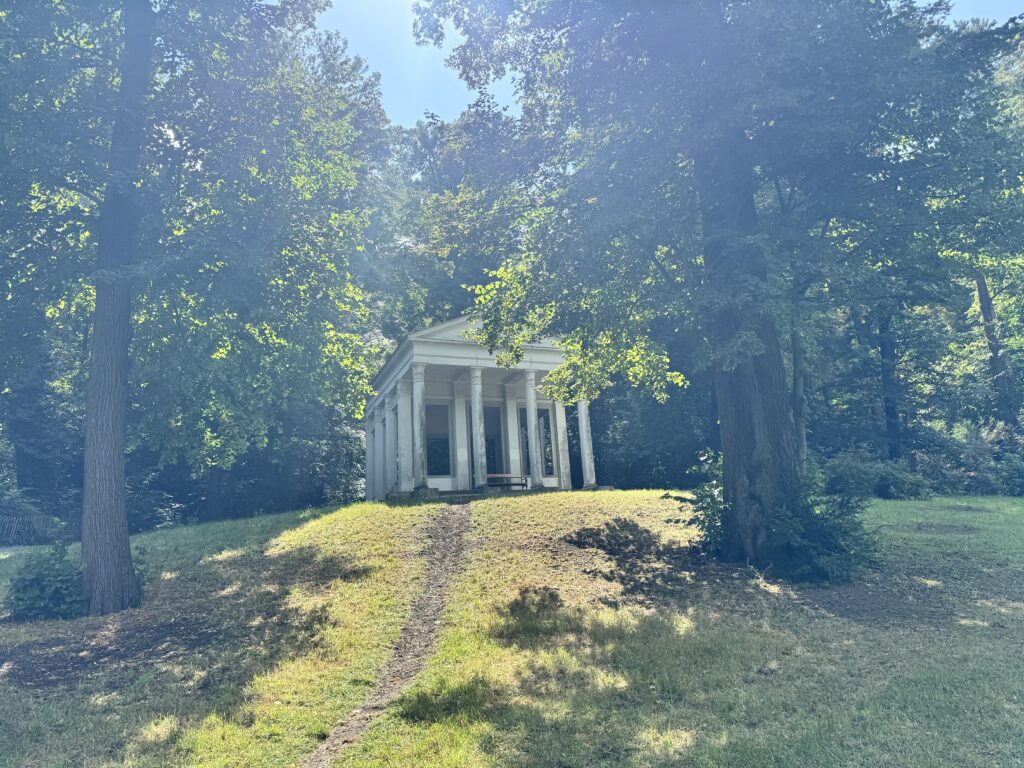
(791, 325, 808, 472)
(696, 134, 806, 567)
(976, 273, 1020, 426)
(81, 0, 154, 615)
(877, 311, 903, 460)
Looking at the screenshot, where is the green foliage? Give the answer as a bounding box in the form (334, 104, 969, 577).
(5, 542, 87, 621)
(757, 490, 873, 584)
(684, 452, 729, 556)
(688, 452, 872, 582)
(0, 2, 393, 534)
(3, 0, 1024, 577)
(912, 421, 1024, 497)
(824, 452, 932, 501)
(589, 367, 715, 491)
(408, 0, 1023, 579)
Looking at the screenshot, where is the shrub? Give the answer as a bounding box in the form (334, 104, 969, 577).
(824, 451, 931, 500)
(823, 451, 881, 498)
(5, 542, 87, 621)
(685, 451, 728, 555)
(996, 452, 1024, 496)
(127, 472, 186, 533)
(689, 451, 872, 582)
(874, 463, 933, 500)
(907, 420, 1024, 497)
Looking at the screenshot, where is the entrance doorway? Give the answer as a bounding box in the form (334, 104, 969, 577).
(484, 405, 505, 475)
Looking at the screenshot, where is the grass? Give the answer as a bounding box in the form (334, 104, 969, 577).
(2, 492, 1023, 766)
(337, 492, 1024, 768)
(0, 501, 440, 768)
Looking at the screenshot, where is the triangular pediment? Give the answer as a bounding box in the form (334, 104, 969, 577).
(407, 315, 561, 350)
(407, 315, 480, 343)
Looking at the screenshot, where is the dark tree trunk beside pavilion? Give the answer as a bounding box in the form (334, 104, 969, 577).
(695, 134, 808, 568)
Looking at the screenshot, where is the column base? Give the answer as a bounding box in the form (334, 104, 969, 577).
(411, 485, 440, 499)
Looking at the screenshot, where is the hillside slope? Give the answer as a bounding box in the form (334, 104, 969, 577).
(2, 491, 1023, 767)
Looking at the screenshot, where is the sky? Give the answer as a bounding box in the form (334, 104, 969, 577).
(317, 0, 1024, 128)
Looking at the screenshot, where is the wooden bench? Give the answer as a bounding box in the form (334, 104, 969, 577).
(486, 473, 528, 490)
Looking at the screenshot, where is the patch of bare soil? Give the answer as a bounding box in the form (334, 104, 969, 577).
(932, 503, 992, 514)
(796, 561, 1024, 627)
(302, 503, 470, 768)
(795, 578, 952, 625)
(908, 521, 979, 535)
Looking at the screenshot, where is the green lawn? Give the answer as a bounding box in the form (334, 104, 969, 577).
(0, 502, 440, 768)
(2, 492, 1023, 767)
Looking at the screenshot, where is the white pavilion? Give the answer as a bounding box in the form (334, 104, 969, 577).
(363, 316, 597, 499)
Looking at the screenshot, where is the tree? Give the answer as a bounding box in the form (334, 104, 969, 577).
(81, 0, 154, 614)
(3, 0, 391, 599)
(0, 1, 113, 525)
(415, 0, 1016, 576)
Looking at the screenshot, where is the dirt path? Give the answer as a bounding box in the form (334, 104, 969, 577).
(302, 503, 471, 767)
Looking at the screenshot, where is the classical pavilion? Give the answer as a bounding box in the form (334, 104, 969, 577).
(363, 316, 597, 499)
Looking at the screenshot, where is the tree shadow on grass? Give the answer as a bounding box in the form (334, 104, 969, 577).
(568, 517, 1024, 630)
(393, 582, 713, 768)
(0, 544, 372, 692)
(793, 556, 1024, 628)
(564, 517, 723, 609)
(389, 519, 760, 764)
(0, 510, 384, 765)
(389, 516, 1024, 767)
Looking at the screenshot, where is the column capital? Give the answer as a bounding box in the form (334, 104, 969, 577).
(470, 366, 483, 384)
(412, 363, 426, 383)
(523, 369, 537, 385)
(385, 391, 396, 410)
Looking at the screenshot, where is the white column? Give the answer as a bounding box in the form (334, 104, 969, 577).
(578, 399, 597, 488)
(504, 384, 523, 478)
(364, 414, 376, 500)
(384, 393, 397, 495)
(374, 413, 387, 500)
(554, 401, 572, 490)
(397, 379, 414, 493)
(470, 367, 487, 489)
(524, 370, 542, 488)
(412, 363, 428, 489)
(453, 381, 471, 490)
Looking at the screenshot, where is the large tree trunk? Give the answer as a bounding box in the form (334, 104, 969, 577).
(976, 273, 1020, 426)
(695, 135, 806, 567)
(877, 311, 903, 460)
(81, 0, 154, 615)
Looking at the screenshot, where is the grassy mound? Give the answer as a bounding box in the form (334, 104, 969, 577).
(2, 491, 1023, 767)
(341, 492, 1024, 768)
